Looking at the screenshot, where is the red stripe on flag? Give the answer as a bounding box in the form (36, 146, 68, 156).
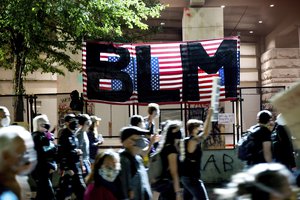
(99, 79, 112, 91)
(82, 36, 240, 104)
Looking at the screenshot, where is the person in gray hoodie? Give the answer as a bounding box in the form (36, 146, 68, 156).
(118, 126, 152, 200)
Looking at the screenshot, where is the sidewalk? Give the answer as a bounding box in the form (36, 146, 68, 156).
(152, 183, 224, 200)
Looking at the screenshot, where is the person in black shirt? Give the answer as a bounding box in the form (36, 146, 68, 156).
(247, 110, 273, 166)
(181, 109, 212, 200)
(31, 114, 57, 200)
(272, 114, 296, 170)
(155, 120, 183, 200)
(56, 116, 86, 200)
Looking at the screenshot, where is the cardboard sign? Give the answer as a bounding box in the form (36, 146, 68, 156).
(270, 82, 300, 147)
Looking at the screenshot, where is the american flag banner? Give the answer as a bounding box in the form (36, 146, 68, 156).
(82, 36, 240, 105)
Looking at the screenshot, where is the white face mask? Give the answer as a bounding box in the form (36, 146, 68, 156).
(133, 138, 149, 149)
(12, 148, 37, 176)
(98, 167, 120, 182)
(1, 116, 11, 127)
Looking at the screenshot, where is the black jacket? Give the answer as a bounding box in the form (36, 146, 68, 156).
(58, 128, 82, 173)
(32, 131, 57, 172)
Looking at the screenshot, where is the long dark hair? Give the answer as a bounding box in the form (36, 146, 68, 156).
(88, 121, 96, 133)
(156, 120, 182, 153)
(85, 150, 119, 185)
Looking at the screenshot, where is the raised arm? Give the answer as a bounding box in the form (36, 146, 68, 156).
(197, 108, 213, 140)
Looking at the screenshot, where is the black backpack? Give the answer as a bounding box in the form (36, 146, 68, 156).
(237, 125, 260, 161)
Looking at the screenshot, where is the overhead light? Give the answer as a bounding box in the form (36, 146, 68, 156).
(270, 4, 275, 7)
(258, 20, 263, 24)
(221, 5, 225, 8)
(249, 31, 254, 34)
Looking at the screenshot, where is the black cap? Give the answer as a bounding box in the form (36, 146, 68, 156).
(77, 114, 91, 125)
(120, 126, 149, 142)
(64, 114, 76, 122)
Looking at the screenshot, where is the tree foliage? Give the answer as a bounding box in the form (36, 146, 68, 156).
(0, 0, 165, 120)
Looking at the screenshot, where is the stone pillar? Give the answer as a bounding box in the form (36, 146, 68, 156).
(182, 7, 223, 41)
(261, 48, 300, 102)
(298, 26, 300, 48)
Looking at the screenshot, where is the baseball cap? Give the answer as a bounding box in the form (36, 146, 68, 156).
(120, 126, 149, 142)
(64, 114, 76, 122)
(77, 114, 91, 125)
(90, 115, 102, 123)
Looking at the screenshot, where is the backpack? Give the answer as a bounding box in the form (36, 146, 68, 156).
(147, 152, 170, 192)
(147, 152, 163, 184)
(237, 125, 260, 161)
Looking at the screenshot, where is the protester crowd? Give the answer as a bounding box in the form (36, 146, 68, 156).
(0, 104, 298, 200)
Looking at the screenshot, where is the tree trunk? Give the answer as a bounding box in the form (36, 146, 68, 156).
(13, 51, 25, 122)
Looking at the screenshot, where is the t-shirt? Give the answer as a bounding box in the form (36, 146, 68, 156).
(181, 136, 202, 178)
(248, 124, 272, 165)
(160, 144, 178, 178)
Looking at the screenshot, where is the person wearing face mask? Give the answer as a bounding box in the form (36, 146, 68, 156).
(130, 115, 159, 167)
(0, 125, 37, 200)
(117, 126, 152, 200)
(76, 114, 92, 178)
(181, 108, 212, 200)
(0, 106, 11, 127)
(57, 114, 76, 144)
(154, 120, 184, 200)
(84, 150, 121, 200)
(30, 114, 58, 200)
(56, 115, 86, 200)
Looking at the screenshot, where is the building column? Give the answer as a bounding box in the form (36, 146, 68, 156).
(182, 6, 224, 41)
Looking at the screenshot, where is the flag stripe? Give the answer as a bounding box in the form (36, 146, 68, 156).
(82, 37, 240, 105)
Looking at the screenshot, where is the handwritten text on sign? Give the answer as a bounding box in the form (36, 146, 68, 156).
(218, 113, 235, 124)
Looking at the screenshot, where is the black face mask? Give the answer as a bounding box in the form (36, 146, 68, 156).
(42, 124, 51, 130)
(174, 130, 182, 139)
(69, 120, 78, 131)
